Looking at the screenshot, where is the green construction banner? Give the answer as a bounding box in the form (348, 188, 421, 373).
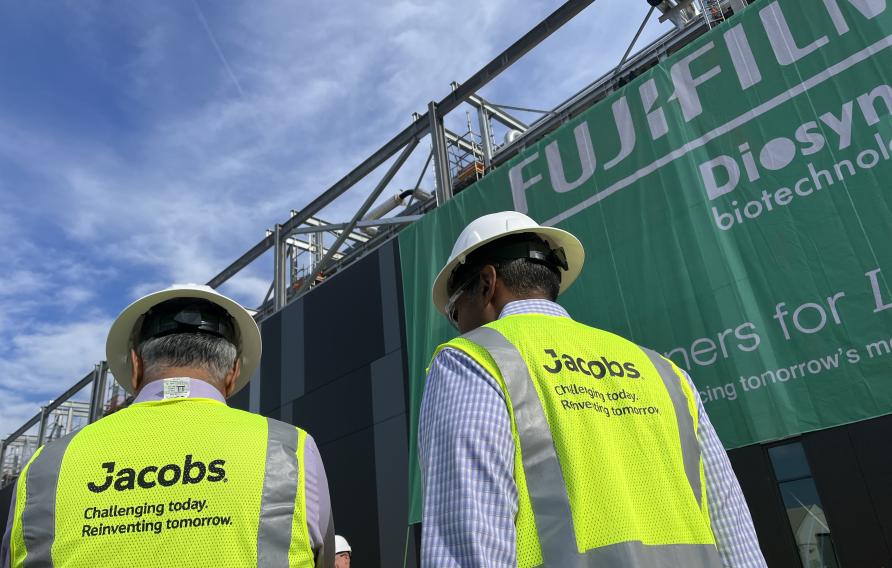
(400, 0, 892, 522)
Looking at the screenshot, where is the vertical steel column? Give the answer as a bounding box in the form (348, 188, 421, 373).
(88, 363, 100, 422)
(273, 224, 287, 311)
(477, 105, 494, 170)
(36, 407, 47, 447)
(428, 101, 453, 205)
(0, 439, 7, 481)
(89, 361, 109, 423)
(311, 232, 324, 266)
(97, 361, 109, 420)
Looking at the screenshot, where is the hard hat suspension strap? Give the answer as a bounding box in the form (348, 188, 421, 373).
(138, 299, 238, 345)
(448, 234, 568, 295)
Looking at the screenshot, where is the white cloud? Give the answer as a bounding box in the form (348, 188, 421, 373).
(0, 394, 45, 447)
(0, 319, 110, 393)
(221, 271, 274, 307)
(0, 317, 110, 436)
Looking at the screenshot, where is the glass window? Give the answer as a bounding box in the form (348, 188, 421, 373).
(769, 442, 840, 568)
(779, 478, 822, 511)
(768, 442, 811, 481)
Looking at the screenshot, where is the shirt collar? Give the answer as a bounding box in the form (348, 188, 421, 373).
(498, 299, 571, 319)
(133, 377, 227, 404)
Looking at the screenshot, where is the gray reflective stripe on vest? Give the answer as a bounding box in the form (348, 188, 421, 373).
(463, 327, 579, 566)
(463, 327, 721, 568)
(577, 540, 721, 567)
(641, 347, 704, 508)
(21, 431, 78, 567)
(257, 418, 299, 568)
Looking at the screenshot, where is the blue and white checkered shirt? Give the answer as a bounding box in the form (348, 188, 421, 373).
(418, 299, 766, 567)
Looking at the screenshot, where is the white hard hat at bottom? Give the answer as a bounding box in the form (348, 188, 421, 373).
(335, 535, 352, 554)
(105, 284, 261, 397)
(431, 211, 585, 314)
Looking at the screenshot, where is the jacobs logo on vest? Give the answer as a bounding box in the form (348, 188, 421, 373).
(87, 454, 226, 493)
(542, 349, 641, 379)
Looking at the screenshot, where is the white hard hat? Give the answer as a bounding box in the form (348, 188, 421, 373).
(105, 284, 262, 396)
(432, 211, 585, 314)
(335, 535, 352, 554)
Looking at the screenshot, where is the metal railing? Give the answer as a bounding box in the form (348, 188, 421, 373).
(0, 362, 127, 488)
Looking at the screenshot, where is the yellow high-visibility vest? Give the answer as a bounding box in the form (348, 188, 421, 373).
(434, 314, 721, 568)
(10, 397, 315, 568)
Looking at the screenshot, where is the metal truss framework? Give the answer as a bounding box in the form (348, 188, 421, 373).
(1, 0, 752, 486)
(206, 0, 749, 319)
(0, 362, 111, 486)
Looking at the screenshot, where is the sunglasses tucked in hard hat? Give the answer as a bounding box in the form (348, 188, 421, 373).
(432, 211, 585, 315)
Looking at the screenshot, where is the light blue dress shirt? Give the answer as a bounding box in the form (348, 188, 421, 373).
(418, 299, 767, 567)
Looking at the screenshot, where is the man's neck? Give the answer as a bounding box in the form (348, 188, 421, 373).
(491, 293, 552, 319)
(138, 369, 225, 397)
(133, 377, 228, 404)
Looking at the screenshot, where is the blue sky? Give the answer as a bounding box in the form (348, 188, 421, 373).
(0, 0, 671, 434)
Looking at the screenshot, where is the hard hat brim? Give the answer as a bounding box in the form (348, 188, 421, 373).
(106, 286, 261, 397)
(431, 225, 585, 314)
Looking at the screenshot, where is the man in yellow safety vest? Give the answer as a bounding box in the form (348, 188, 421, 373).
(4, 284, 335, 567)
(418, 211, 767, 567)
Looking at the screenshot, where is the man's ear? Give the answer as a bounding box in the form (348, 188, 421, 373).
(130, 349, 142, 392)
(224, 358, 241, 398)
(479, 265, 498, 304)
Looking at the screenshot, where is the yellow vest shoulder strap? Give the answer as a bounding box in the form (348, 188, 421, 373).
(11, 431, 73, 567)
